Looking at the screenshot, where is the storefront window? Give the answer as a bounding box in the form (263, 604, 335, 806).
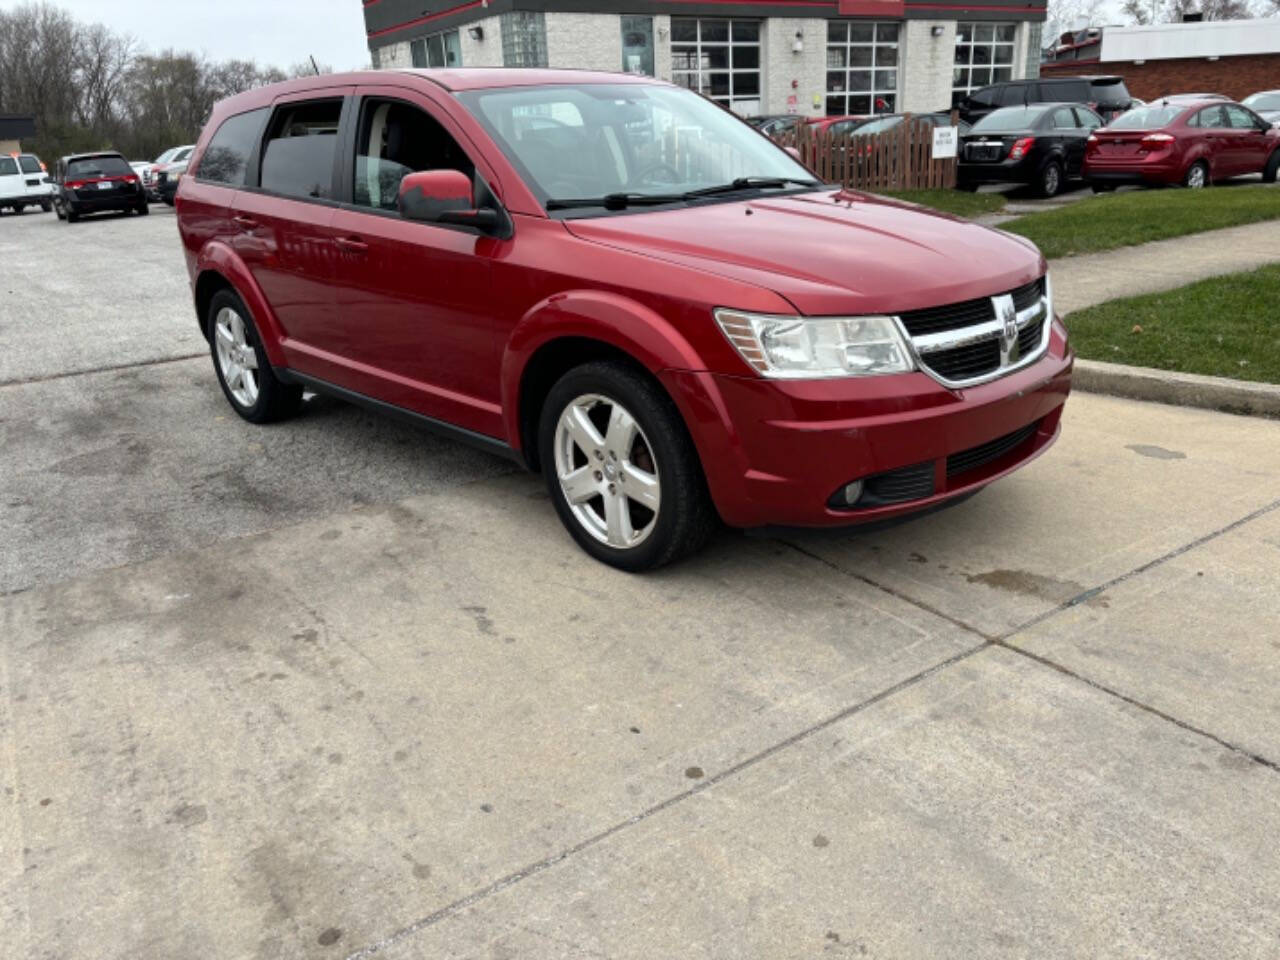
(621, 16, 655, 76)
(952, 23, 1017, 105)
(671, 18, 762, 116)
(825, 21, 899, 116)
(410, 29, 462, 68)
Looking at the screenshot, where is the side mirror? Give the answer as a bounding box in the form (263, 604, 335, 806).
(398, 169, 500, 231)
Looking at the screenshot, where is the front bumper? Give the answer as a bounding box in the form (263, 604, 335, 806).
(661, 320, 1073, 528)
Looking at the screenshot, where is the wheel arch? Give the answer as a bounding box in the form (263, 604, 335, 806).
(192, 242, 288, 367)
(503, 291, 706, 473)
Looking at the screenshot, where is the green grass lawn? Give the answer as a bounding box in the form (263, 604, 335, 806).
(1004, 185, 1280, 259)
(876, 188, 1007, 219)
(1066, 264, 1280, 384)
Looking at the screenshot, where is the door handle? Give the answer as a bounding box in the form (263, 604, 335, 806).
(233, 215, 259, 230)
(334, 236, 369, 254)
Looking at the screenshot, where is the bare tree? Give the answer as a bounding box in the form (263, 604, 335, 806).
(1046, 0, 1108, 43)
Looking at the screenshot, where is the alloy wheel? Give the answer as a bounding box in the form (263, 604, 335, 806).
(213, 306, 260, 408)
(553, 393, 661, 550)
(1186, 164, 1207, 189)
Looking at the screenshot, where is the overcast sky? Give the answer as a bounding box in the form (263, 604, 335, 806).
(4, 0, 372, 70)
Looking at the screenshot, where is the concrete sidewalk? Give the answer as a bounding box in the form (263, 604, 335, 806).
(1049, 219, 1280, 316)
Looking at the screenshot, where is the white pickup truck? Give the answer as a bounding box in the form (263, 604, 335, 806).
(0, 153, 54, 214)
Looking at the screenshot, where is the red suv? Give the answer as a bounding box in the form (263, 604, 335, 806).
(1085, 99, 1280, 189)
(176, 70, 1072, 570)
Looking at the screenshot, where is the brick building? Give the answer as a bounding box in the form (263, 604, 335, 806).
(1042, 17, 1280, 103)
(362, 0, 1048, 119)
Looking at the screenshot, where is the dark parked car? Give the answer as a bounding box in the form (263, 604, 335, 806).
(956, 76, 1131, 125)
(1085, 100, 1280, 189)
(958, 103, 1102, 196)
(53, 152, 148, 222)
(1242, 90, 1280, 126)
(176, 70, 1070, 570)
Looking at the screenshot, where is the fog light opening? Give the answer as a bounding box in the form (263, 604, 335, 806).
(838, 479, 864, 507)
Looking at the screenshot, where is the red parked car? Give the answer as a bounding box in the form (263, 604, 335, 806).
(1085, 99, 1280, 190)
(176, 70, 1072, 570)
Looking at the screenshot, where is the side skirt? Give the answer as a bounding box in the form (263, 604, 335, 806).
(276, 368, 530, 469)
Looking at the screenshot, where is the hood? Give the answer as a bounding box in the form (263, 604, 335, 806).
(563, 190, 1045, 316)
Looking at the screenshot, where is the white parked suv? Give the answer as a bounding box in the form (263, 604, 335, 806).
(0, 153, 54, 214)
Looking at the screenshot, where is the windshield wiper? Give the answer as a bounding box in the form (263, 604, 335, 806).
(545, 192, 684, 211)
(683, 176, 821, 198)
(546, 177, 821, 212)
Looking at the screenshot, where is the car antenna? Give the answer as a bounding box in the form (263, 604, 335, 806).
(310, 55, 321, 76)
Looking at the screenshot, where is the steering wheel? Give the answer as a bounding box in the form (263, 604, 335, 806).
(634, 162, 683, 187)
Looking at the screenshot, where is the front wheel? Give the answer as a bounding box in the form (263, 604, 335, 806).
(1184, 160, 1209, 189)
(1038, 161, 1063, 198)
(40, 198, 52, 212)
(539, 361, 716, 571)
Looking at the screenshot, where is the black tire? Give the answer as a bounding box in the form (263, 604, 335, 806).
(538, 360, 717, 571)
(136, 200, 150, 216)
(1183, 160, 1209, 189)
(1038, 160, 1063, 198)
(163, 196, 175, 207)
(13, 204, 25, 215)
(207, 288, 302, 424)
(66, 206, 80, 223)
(1264, 150, 1279, 184)
(956, 183, 979, 193)
(40, 198, 52, 212)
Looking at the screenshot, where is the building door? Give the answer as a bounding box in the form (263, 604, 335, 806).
(621, 16, 654, 76)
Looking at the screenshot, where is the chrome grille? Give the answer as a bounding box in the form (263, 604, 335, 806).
(900, 276, 1052, 389)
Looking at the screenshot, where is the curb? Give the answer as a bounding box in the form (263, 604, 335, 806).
(1073, 359, 1280, 420)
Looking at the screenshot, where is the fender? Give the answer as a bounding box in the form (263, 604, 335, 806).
(194, 241, 288, 369)
(500, 289, 707, 449)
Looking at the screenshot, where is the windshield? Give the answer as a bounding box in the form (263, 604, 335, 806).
(153, 147, 178, 164)
(458, 83, 815, 208)
(67, 156, 132, 179)
(850, 116, 902, 136)
(1243, 92, 1280, 111)
(971, 106, 1044, 133)
(1108, 105, 1182, 130)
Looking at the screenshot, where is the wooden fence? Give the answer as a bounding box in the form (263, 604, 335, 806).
(772, 112, 960, 192)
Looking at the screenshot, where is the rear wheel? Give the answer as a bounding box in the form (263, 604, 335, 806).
(539, 360, 716, 571)
(1264, 150, 1279, 184)
(12, 204, 25, 215)
(1184, 160, 1209, 189)
(208, 289, 302, 424)
(1038, 160, 1063, 198)
(136, 199, 149, 216)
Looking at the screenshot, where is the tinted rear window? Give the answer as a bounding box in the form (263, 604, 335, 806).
(67, 156, 132, 178)
(19, 155, 42, 173)
(1108, 105, 1182, 130)
(1091, 79, 1131, 105)
(197, 108, 268, 186)
(971, 106, 1045, 133)
(0, 157, 17, 176)
(260, 99, 342, 200)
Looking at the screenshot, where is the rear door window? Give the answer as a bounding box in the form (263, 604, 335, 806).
(260, 99, 343, 200)
(1073, 107, 1102, 129)
(1051, 107, 1077, 129)
(1197, 106, 1228, 129)
(197, 108, 268, 186)
(18, 155, 42, 174)
(1224, 105, 1258, 129)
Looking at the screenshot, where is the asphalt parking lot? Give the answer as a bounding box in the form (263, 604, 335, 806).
(3, 207, 1280, 959)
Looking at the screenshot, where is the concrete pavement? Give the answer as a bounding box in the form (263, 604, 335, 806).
(4, 207, 1280, 960)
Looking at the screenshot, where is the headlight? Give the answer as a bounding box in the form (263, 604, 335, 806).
(715, 309, 915, 379)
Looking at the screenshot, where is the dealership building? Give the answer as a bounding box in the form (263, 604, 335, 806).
(363, 0, 1047, 118)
